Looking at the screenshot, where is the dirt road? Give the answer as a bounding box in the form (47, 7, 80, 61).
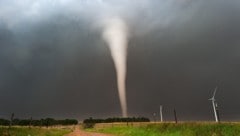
(65, 127, 114, 136)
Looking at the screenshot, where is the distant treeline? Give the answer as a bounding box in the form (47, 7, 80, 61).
(83, 117, 150, 124)
(0, 118, 78, 126)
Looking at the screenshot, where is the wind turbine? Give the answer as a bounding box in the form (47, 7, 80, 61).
(160, 105, 163, 122)
(209, 86, 219, 122)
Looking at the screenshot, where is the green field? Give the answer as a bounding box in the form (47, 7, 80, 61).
(0, 127, 72, 136)
(88, 122, 240, 136)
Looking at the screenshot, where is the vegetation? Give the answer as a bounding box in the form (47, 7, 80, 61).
(83, 117, 150, 129)
(88, 122, 240, 136)
(0, 127, 71, 136)
(83, 117, 150, 124)
(0, 118, 78, 127)
(0, 119, 10, 126)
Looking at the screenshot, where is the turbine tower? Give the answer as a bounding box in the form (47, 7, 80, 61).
(160, 105, 163, 122)
(209, 86, 219, 122)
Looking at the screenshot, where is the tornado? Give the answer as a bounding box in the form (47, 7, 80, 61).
(102, 17, 128, 117)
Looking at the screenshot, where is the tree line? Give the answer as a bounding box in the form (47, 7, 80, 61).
(0, 118, 78, 127)
(83, 117, 150, 124)
(82, 117, 150, 129)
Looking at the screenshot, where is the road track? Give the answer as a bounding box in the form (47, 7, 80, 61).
(65, 126, 113, 136)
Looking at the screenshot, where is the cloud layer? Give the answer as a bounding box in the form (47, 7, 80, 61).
(0, 0, 240, 120)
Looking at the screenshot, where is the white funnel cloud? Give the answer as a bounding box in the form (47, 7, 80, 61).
(102, 17, 128, 117)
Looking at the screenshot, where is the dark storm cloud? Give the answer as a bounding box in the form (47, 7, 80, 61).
(0, 0, 240, 121)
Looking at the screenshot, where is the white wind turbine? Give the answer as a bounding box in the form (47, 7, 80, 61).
(208, 86, 219, 122)
(160, 105, 163, 122)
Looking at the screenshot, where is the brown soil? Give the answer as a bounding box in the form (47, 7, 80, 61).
(65, 127, 114, 136)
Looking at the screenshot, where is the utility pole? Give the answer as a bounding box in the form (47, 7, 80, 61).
(160, 105, 163, 122)
(153, 112, 156, 123)
(9, 113, 14, 128)
(174, 109, 178, 124)
(29, 117, 32, 128)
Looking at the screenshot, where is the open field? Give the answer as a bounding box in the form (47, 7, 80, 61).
(2, 122, 240, 136)
(87, 122, 240, 136)
(0, 126, 72, 136)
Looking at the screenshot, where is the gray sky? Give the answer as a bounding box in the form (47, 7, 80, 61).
(0, 0, 240, 121)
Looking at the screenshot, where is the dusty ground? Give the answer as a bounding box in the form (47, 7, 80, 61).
(65, 127, 113, 136)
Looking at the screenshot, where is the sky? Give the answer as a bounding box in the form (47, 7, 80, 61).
(0, 0, 240, 121)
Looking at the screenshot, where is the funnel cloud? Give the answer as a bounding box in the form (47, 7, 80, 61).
(102, 17, 128, 117)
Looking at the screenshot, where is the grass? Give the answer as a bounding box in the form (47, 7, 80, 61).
(87, 122, 240, 136)
(0, 126, 72, 136)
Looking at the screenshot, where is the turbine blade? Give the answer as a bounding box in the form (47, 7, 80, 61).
(208, 97, 215, 101)
(212, 86, 218, 98)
